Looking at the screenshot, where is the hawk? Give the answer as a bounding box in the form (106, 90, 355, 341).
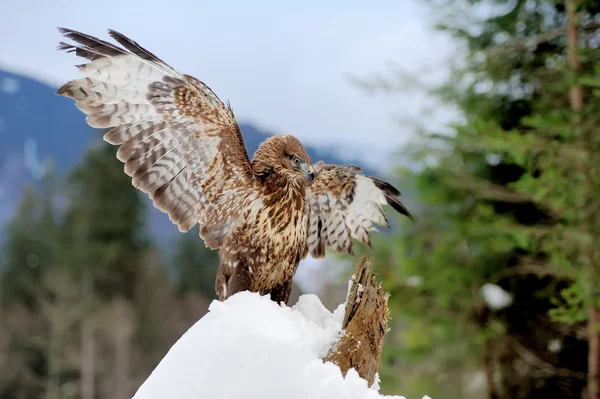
(56, 28, 412, 304)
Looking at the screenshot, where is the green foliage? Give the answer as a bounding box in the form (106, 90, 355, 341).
(548, 282, 587, 323)
(1, 177, 61, 307)
(358, 0, 600, 397)
(63, 140, 150, 298)
(0, 138, 218, 398)
(172, 230, 220, 298)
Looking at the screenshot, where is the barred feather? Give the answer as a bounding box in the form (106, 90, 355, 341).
(306, 165, 412, 258)
(57, 27, 254, 239)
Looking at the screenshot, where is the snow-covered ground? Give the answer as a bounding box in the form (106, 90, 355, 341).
(132, 292, 429, 399)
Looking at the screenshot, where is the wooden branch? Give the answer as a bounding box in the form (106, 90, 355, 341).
(487, 258, 575, 284)
(487, 318, 586, 380)
(324, 256, 390, 387)
(449, 173, 564, 220)
(484, 21, 600, 58)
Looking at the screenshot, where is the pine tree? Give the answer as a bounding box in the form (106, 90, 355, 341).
(172, 230, 220, 299)
(63, 140, 149, 298)
(1, 174, 61, 308)
(0, 172, 77, 399)
(359, 0, 600, 397)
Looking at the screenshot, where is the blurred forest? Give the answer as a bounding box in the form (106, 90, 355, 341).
(1, 0, 599, 399)
(357, 0, 600, 398)
(0, 139, 221, 399)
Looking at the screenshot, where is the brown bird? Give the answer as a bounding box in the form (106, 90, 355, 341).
(56, 28, 412, 304)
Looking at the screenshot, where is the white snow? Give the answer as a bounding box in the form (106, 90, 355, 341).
(132, 292, 427, 399)
(465, 370, 487, 392)
(480, 283, 513, 310)
(485, 153, 502, 166)
(405, 276, 423, 287)
(356, 283, 365, 303)
(547, 339, 562, 353)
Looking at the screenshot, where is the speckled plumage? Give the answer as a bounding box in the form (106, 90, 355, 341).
(56, 28, 412, 304)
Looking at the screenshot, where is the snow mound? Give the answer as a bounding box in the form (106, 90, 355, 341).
(132, 292, 422, 399)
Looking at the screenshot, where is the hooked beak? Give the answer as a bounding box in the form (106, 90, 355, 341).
(302, 163, 315, 183)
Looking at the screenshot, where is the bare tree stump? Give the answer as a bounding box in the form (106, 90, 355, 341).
(325, 256, 390, 387)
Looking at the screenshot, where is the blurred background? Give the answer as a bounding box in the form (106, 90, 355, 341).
(0, 0, 599, 398)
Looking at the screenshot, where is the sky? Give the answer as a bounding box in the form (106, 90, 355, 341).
(0, 0, 456, 170)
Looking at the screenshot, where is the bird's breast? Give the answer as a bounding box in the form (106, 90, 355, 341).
(255, 205, 307, 250)
(250, 201, 308, 282)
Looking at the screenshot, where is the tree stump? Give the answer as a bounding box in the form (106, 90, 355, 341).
(325, 256, 390, 387)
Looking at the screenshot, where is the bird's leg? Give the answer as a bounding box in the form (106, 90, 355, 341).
(267, 279, 293, 305)
(216, 259, 254, 301)
(215, 265, 231, 301)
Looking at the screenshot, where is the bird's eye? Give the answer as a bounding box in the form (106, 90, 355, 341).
(292, 157, 301, 166)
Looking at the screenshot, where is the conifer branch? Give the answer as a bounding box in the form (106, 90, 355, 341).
(449, 174, 564, 220)
(484, 21, 600, 58)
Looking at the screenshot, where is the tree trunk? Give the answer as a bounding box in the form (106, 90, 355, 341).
(324, 256, 390, 387)
(42, 293, 70, 399)
(113, 334, 131, 399)
(482, 337, 497, 399)
(589, 309, 600, 399)
(110, 297, 135, 399)
(80, 317, 96, 399)
(564, 1, 598, 398)
(80, 270, 96, 399)
(45, 323, 60, 399)
(565, 0, 583, 112)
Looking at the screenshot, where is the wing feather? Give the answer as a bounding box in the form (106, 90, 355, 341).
(57, 28, 256, 248)
(306, 164, 412, 258)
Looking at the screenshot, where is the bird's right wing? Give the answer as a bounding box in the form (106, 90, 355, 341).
(305, 162, 412, 258)
(57, 28, 256, 248)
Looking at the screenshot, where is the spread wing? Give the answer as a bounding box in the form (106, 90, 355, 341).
(305, 162, 412, 258)
(56, 28, 255, 248)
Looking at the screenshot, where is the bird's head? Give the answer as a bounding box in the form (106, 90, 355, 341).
(252, 135, 314, 184)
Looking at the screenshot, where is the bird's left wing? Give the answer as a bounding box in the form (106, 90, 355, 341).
(305, 162, 412, 258)
(56, 28, 257, 248)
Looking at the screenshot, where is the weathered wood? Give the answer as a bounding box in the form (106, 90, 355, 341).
(325, 256, 390, 387)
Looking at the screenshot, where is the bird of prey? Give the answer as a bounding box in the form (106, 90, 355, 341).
(56, 28, 412, 304)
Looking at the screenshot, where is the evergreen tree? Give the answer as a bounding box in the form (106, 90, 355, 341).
(360, 1, 600, 397)
(1, 175, 61, 308)
(0, 126, 221, 399)
(172, 230, 220, 299)
(63, 139, 149, 298)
